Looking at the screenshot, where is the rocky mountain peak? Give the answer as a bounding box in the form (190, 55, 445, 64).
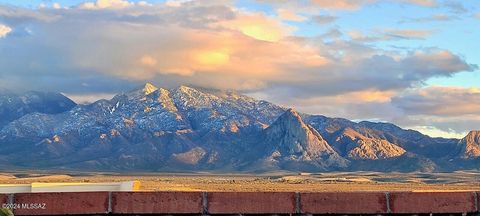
(263, 109, 347, 169)
(457, 130, 480, 158)
(272, 108, 306, 129)
(123, 83, 159, 99)
(464, 130, 480, 143)
(177, 85, 197, 94)
(142, 82, 158, 95)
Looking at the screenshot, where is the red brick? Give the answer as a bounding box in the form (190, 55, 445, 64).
(390, 192, 476, 214)
(111, 192, 203, 214)
(13, 192, 109, 215)
(208, 192, 296, 214)
(300, 192, 387, 214)
(0, 194, 8, 205)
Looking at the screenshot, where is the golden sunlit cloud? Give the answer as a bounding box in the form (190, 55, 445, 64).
(192, 50, 230, 67)
(218, 13, 293, 42)
(297, 89, 397, 105)
(0, 24, 12, 38)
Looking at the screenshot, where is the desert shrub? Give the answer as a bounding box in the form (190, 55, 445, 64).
(0, 208, 13, 216)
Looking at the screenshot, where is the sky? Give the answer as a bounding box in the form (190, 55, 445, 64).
(0, 0, 479, 138)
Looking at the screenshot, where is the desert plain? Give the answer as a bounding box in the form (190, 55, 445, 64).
(1, 170, 480, 192)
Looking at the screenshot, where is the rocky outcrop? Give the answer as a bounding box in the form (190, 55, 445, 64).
(456, 130, 480, 158)
(261, 109, 348, 170)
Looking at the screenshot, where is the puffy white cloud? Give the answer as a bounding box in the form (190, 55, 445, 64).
(0, 24, 12, 38)
(52, 3, 62, 9)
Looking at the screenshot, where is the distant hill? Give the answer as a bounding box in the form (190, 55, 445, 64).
(0, 83, 477, 172)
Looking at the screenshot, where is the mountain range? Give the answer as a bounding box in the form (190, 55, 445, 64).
(0, 83, 478, 172)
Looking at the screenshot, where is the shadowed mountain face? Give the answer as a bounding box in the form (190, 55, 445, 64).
(0, 90, 76, 128)
(0, 83, 477, 172)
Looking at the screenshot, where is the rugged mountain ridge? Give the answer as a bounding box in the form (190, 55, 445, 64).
(330, 127, 406, 160)
(0, 83, 477, 172)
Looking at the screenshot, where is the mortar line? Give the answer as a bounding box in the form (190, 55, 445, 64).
(295, 192, 301, 214)
(7, 193, 14, 205)
(474, 191, 478, 213)
(107, 191, 112, 214)
(385, 192, 391, 214)
(202, 191, 208, 215)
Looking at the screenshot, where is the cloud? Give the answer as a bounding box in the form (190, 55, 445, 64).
(0, 3, 472, 95)
(312, 15, 337, 24)
(276, 8, 306, 22)
(52, 3, 62, 9)
(400, 0, 437, 7)
(310, 0, 376, 10)
(476, 13, 480, 19)
(78, 0, 135, 9)
(349, 29, 434, 42)
(442, 1, 467, 14)
(0, 6, 59, 23)
(0, 2, 326, 91)
(383, 29, 433, 39)
(399, 14, 456, 23)
(319, 28, 343, 38)
(139, 55, 158, 67)
(218, 12, 294, 42)
(397, 1, 468, 14)
(392, 86, 480, 116)
(0, 24, 12, 38)
(407, 126, 467, 138)
(64, 93, 116, 104)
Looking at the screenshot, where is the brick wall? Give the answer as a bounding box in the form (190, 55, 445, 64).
(1, 191, 478, 215)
